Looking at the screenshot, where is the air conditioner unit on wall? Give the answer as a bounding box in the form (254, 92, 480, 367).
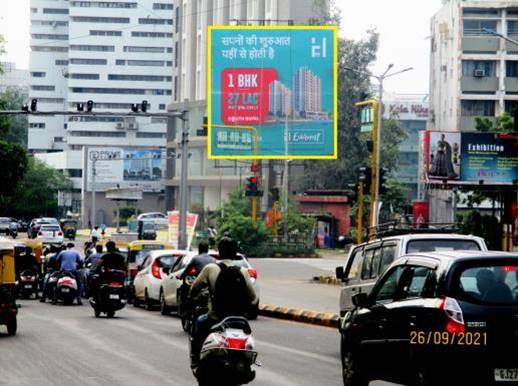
(116, 122, 124, 130)
(473, 69, 486, 77)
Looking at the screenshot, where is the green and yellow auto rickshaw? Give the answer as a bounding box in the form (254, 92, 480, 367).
(0, 237, 18, 335)
(60, 219, 78, 240)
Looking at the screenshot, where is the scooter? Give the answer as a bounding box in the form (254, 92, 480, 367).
(18, 269, 39, 299)
(193, 316, 258, 386)
(89, 268, 126, 318)
(55, 272, 78, 305)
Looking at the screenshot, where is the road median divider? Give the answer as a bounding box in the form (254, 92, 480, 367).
(259, 304, 339, 328)
(312, 275, 341, 286)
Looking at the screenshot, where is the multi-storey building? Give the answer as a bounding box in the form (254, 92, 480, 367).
(293, 67, 322, 116)
(29, 0, 174, 224)
(166, 0, 326, 213)
(429, 0, 518, 221)
(269, 80, 292, 118)
(0, 62, 29, 93)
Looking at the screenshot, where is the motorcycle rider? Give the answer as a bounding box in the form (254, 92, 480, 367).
(53, 243, 84, 305)
(180, 241, 215, 280)
(89, 241, 126, 298)
(189, 237, 257, 370)
(40, 244, 65, 303)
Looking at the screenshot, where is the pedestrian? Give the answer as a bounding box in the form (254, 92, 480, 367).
(208, 225, 217, 248)
(91, 226, 101, 242)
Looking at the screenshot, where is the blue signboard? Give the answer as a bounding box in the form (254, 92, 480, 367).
(207, 26, 337, 159)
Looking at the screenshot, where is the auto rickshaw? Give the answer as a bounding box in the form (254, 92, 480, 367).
(137, 219, 157, 241)
(60, 219, 78, 240)
(0, 237, 18, 335)
(126, 240, 174, 303)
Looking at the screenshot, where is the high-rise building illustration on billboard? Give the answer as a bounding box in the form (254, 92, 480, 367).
(269, 80, 292, 118)
(293, 67, 323, 118)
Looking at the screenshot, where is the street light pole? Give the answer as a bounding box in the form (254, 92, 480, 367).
(178, 110, 189, 250)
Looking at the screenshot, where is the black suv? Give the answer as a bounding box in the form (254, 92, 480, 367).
(340, 251, 518, 386)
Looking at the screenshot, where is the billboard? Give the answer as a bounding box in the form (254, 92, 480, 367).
(207, 26, 338, 159)
(424, 131, 518, 184)
(167, 211, 198, 250)
(86, 147, 165, 192)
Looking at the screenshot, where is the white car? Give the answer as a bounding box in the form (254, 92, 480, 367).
(133, 249, 193, 310)
(160, 251, 260, 319)
(36, 224, 64, 245)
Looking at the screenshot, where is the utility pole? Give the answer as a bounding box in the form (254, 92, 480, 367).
(178, 110, 189, 250)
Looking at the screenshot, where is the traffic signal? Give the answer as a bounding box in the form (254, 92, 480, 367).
(379, 168, 388, 195)
(245, 176, 263, 197)
(141, 100, 148, 113)
(358, 166, 372, 191)
(30, 98, 38, 112)
(86, 100, 93, 112)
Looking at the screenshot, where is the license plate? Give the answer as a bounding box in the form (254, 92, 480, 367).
(25, 285, 32, 289)
(109, 294, 119, 300)
(495, 369, 518, 381)
(61, 288, 70, 293)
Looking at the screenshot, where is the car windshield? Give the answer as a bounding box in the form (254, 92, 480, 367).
(454, 262, 518, 305)
(158, 254, 183, 268)
(406, 239, 480, 253)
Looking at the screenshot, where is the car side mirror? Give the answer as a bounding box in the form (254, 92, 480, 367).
(352, 292, 370, 308)
(336, 266, 345, 281)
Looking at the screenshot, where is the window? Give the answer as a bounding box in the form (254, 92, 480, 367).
(31, 72, 46, 77)
(70, 87, 171, 95)
(346, 247, 363, 280)
(90, 30, 122, 36)
(68, 169, 83, 178)
(39, 98, 65, 103)
(380, 243, 397, 274)
(505, 100, 518, 115)
(463, 19, 497, 36)
(69, 116, 124, 122)
(29, 123, 46, 129)
(70, 1, 137, 8)
(131, 31, 173, 38)
(507, 61, 518, 77)
(43, 8, 69, 14)
(153, 3, 173, 10)
(123, 46, 165, 53)
(31, 8, 37, 13)
(509, 21, 518, 35)
(71, 16, 130, 23)
(69, 131, 126, 137)
(54, 137, 64, 143)
(159, 104, 166, 110)
(174, 76, 178, 101)
(31, 34, 68, 40)
(31, 85, 55, 91)
(455, 263, 518, 305)
(461, 100, 495, 117)
(70, 73, 100, 80)
(175, 6, 179, 33)
(108, 74, 171, 81)
(370, 248, 383, 279)
(136, 132, 166, 138)
(127, 60, 165, 66)
(374, 266, 405, 303)
(69, 58, 107, 65)
(151, 117, 167, 123)
(138, 18, 173, 25)
(70, 102, 146, 110)
(464, 9, 499, 16)
(175, 41, 179, 66)
(166, 61, 172, 66)
(403, 267, 435, 299)
(462, 60, 496, 77)
(361, 247, 376, 280)
(70, 45, 115, 52)
(406, 239, 481, 253)
(31, 46, 68, 52)
(55, 60, 68, 65)
(32, 20, 68, 27)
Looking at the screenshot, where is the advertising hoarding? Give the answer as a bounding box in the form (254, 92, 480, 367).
(208, 26, 338, 159)
(86, 147, 164, 192)
(167, 211, 198, 249)
(423, 131, 518, 184)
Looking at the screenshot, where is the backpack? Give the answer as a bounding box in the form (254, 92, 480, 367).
(212, 262, 249, 318)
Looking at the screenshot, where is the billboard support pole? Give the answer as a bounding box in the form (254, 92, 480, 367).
(178, 110, 189, 250)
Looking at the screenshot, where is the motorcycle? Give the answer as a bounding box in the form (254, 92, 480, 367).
(178, 268, 207, 333)
(193, 316, 258, 386)
(89, 268, 126, 318)
(18, 269, 38, 299)
(55, 271, 78, 305)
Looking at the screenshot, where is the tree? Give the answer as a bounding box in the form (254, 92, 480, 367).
(475, 112, 516, 133)
(0, 86, 29, 147)
(0, 140, 28, 213)
(10, 157, 72, 219)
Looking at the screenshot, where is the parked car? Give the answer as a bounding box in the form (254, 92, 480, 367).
(339, 251, 518, 386)
(133, 249, 189, 310)
(36, 224, 64, 245)
(336, 233, 488, 316)
(160, 250, 260, 319)
(0, 218, 12, 236)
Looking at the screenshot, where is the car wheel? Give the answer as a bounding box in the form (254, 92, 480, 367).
(6, 316, 17, 336)
(107, 310, 115, 318)
(160, 290, 170, 315)
(247, 303, 259, 320)
(144, 291, 153, 311)
(341, 338, 367, 386)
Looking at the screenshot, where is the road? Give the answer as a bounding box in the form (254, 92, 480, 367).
(3, 300, 341, 386)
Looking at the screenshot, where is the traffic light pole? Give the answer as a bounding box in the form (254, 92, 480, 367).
(178, 111, 190, 249)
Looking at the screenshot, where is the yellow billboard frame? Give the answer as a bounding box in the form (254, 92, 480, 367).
(207, 25, 338, 160)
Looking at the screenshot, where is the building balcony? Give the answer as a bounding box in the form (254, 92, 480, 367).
(460, 76, 499, 93)
(460, 116, 496, 131)
(505, 77, 518, 93)
(462, 36, 500, 53)
(506, 35, 518, 53)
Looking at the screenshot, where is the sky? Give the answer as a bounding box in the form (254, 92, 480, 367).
(0, 0, 443, 94)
